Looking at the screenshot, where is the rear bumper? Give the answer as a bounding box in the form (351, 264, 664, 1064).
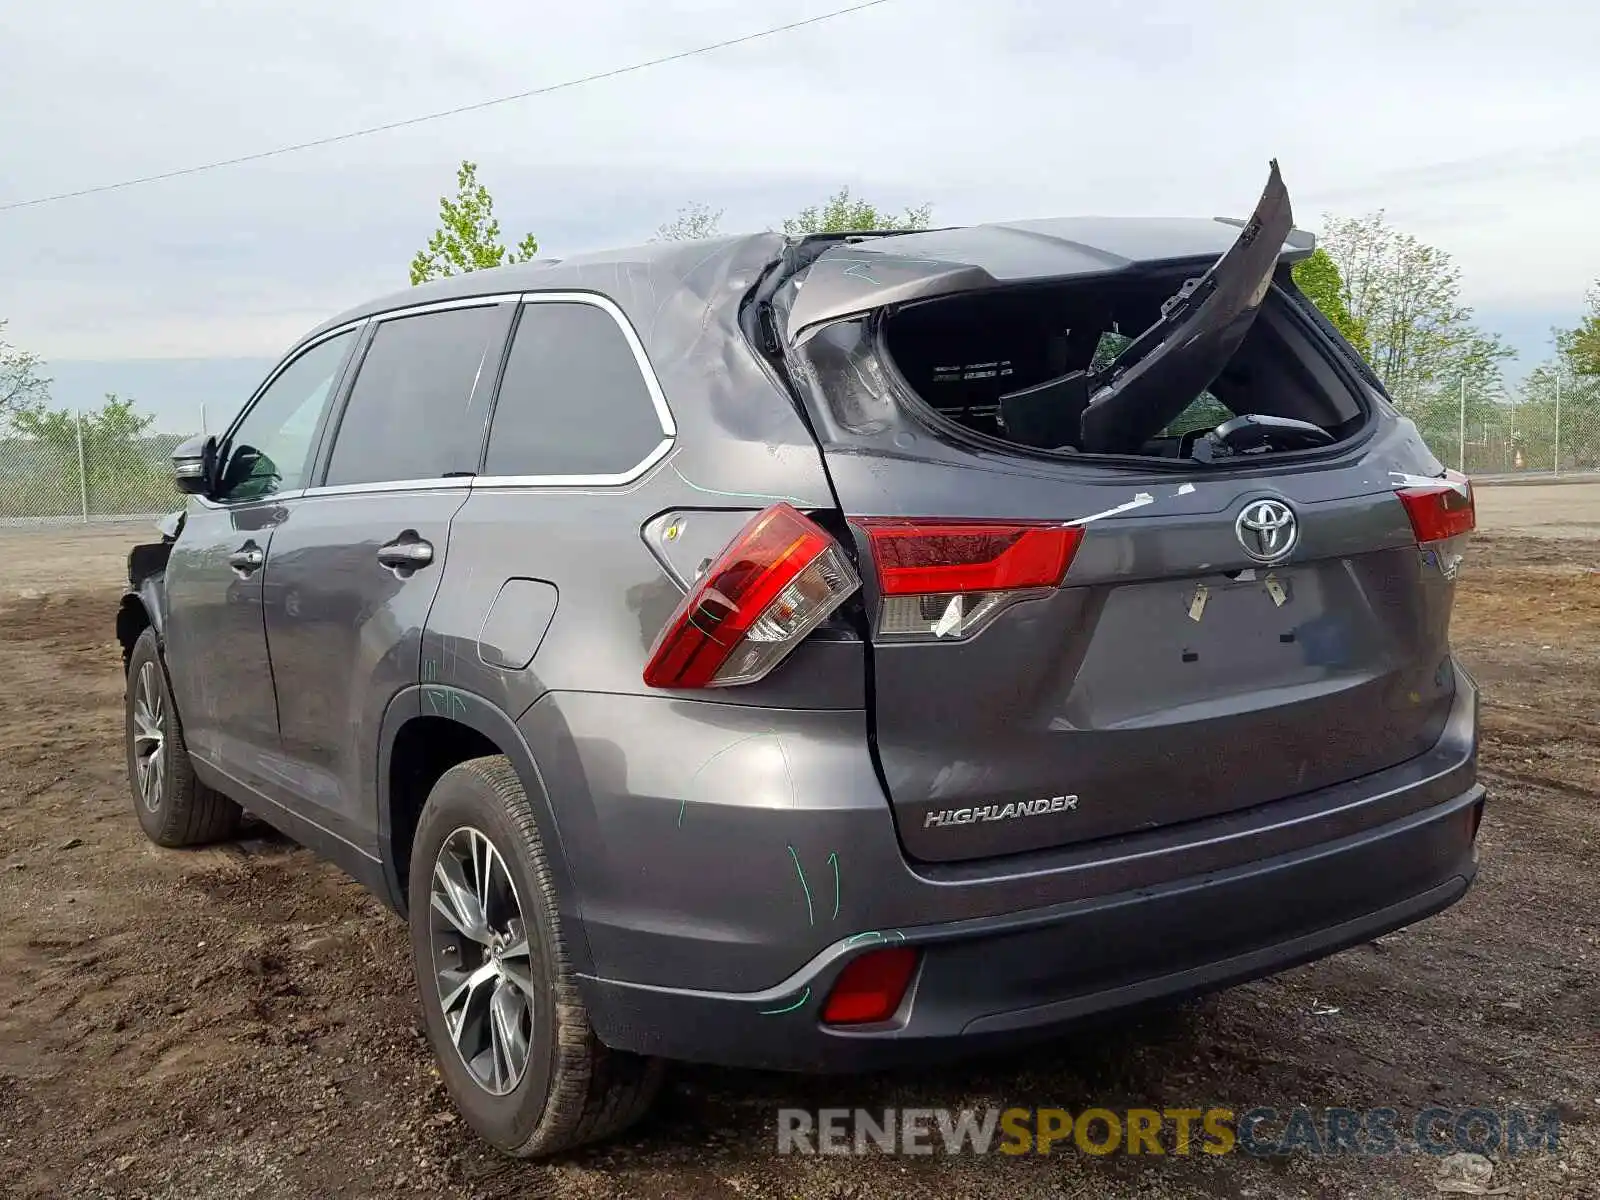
(519, 663, 1480, 1072)
(581, 782, 1483, 1070)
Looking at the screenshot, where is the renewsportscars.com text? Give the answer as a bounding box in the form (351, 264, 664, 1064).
(776, 1106, 1563, 1157)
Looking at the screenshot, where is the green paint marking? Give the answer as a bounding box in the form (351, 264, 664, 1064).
(828, 851, 840, 920)
(677, 798, 686, 829)
(843, 931, 884, 948)
(787, 845, 814, 926)
(758, 987, 810, 1016)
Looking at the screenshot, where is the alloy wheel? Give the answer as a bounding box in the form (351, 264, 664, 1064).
(428, 826, 538, 1096)
(132, 661, 166, 813)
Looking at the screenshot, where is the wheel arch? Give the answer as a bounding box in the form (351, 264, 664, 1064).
(377, 685, 594, 975)
(115, 571, 168, 672)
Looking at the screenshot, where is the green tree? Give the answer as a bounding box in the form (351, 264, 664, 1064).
(409, 161, 539, 285)
(1290, 247, 1370, 357)
(1316, 211, 1513, 466)
(1317, 211, 1511, 399)
(780, 186, 933, 236)
(653, 201, 724, 242)
(0, 320, 50, 421)
(1560, 282, 1600, 377)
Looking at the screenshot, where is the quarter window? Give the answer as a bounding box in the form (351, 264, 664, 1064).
(484, 301, 665, 478)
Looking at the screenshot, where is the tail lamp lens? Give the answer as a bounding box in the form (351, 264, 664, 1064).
(1398, 470, 1475, 543)
(643, 503, 860, 689)
(822, 947, 920, 1025)
(850, 519, 1084, 642)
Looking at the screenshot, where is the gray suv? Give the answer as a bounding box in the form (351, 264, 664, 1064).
(116, 166, 1483, 1156)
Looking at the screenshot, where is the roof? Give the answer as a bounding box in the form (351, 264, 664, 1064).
(304, 215, 1314, 348)
(304, 233, 789, 343)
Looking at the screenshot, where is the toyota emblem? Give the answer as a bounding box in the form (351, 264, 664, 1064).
(1235, 499, 1298, 563)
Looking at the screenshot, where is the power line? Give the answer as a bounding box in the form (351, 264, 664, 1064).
(0, 0, 899, 213)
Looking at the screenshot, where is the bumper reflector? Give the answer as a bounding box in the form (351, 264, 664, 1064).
(822, 947, 919, 1025)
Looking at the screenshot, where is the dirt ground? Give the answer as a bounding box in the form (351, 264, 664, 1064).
(0, 485, 1596, 1199)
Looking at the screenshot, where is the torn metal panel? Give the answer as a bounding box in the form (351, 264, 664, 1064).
(1077, 160, 1296, 453)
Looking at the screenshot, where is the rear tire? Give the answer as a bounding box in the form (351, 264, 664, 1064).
(408, 755, 663, 1157)
(124, 627, 242, 847)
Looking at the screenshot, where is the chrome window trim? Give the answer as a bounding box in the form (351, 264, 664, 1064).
(194, 487, 308, 511)
(471, 437, 674, 491)
(366, 293, 525, 323)
(470, 290, 678, 490)
(300, 476, 474, 499)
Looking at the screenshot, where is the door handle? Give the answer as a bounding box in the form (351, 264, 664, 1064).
(228, 542, 265, 572)
(377, 534, 434, 570)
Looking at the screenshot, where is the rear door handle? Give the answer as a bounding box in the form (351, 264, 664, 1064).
(228, 542, 265, 572)
(377, 534, 434, 570)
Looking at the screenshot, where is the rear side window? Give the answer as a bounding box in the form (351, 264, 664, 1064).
(324, 306, 501, 487)
(484, 300, 664, 478)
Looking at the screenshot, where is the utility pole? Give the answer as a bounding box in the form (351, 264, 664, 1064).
(1458, 377, 1466, 474)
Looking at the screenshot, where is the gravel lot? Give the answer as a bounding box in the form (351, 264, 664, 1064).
(0, 483, 1596, 1199)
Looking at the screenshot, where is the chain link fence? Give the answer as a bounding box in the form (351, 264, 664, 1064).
(1389, 376, 1600, 479)
(0, 378, 1596, 527)
(0, 412, 199, 527)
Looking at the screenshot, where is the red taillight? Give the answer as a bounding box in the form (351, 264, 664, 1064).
(822, 947, 919, 1025)
(850, 518, 1084, 642)
(642, 503, 860, 689)
(1398, 470, 1475, 543)
(851, 520, 1083, 594)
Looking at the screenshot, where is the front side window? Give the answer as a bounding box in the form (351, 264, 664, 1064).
(483, 300, 665, 477)
(323, 306, 502, 487)
(216, 331, 354, 502)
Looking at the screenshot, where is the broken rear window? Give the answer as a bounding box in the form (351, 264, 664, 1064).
(870, 272, 1367, 461)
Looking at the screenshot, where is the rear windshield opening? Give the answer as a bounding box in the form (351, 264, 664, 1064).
(879, 269, 1367, 461)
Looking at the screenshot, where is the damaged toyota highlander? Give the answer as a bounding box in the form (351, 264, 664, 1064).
(116, 161, 1482, 1156)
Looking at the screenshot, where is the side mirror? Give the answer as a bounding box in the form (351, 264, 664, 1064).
(172, 434, 217, 496)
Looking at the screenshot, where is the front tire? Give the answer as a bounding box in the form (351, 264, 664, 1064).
(124, 627, 241, 847)
(408, 755, 663, 1157)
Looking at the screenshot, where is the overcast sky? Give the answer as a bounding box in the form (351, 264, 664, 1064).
(3, 0, 1597, 429)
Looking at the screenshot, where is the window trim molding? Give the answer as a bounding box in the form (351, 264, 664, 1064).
(204, 287, 680, 506)
(470, 290, 679, 490)
(300, 475, 474, 499)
